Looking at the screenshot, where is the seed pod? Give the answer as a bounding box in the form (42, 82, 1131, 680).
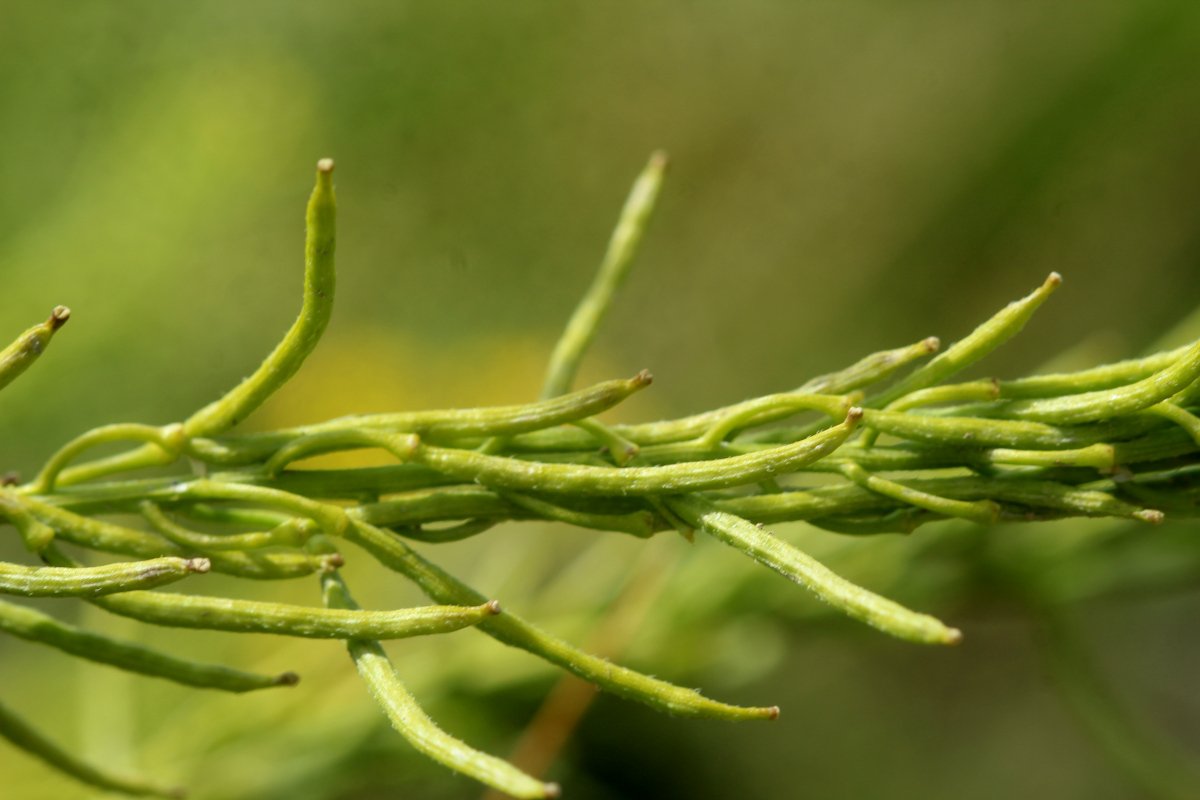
(0, 306, 69, 393)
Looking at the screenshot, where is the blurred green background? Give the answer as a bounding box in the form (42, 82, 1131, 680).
(2, 2, 1200, 798)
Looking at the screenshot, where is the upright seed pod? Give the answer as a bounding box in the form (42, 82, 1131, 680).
(0, 306, 70, 393)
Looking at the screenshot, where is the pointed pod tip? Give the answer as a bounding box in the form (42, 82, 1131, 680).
(275, 671, 301, 686)
(649, 150, 670, 172)
(1046, 271, 1063, 287)
(185, 557, 212, 574)
(317, 158, 335, 174)
(922, 336, 941, 354)
(845, 406, 864, 424)
(543, 782, 563, 798)
(1135, 509, 1164, 525)
(485, 599, 502, 615)
(633, 369, 654, 387)
(945, 627, 964, 645)
(49, 306, 71, 330)
(767, 705, 781, 720)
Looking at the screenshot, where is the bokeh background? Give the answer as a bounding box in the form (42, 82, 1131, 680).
(2, 2, 1200, 798)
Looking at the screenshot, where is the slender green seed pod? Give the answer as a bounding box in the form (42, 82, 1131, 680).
(996, 337, 1200, 424)
(161, 478, 349, 536)
(695, 393, 854, 449)
(411, 409, 861, 496)
(0, 489, 56, 552)
(0, 306, 70, 393)
(179, 503, 292, 529)
(18, 496, 333, 579)
(0, 598, 296, 692)
(500, 491, 656, 537)
(265, 430, 419, 476)
(838, 462, 1000, 525)
(345, 519, 779, 721)
(1147, 401, 1200, 445)
(997, 345, 1187, 399)
(140, 501, 315, 551)
(572, 417, 640, 464)
(0, 698, 181, 799)
(871, 272, 1062, 408)
(33, 423, 185, 493)
(404, 519, 499, 543)
(542, 152, 667, 399)
(988, 443, 1117, 470)
(190, 372, 654, 466)
(183, 159, 337, 437)
(321, 571, 559, 799)
(861, 408, 1106, 450)
(799, 336, 940, 394)
(885, 380, 1000, 412)
(667, 495, 961, 645)
(77, 576, 499, 641)
(0, 552, 208, 598)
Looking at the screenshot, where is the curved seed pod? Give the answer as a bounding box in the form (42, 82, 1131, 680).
(571, 417, 640, 465)
(885, 380, 999, 412)
(345, 519, 778, 721)
(500, 491, 656, 537)
(85, 585, 498, 641)
(998, 345, 1187, 398)
(0, 489, 56, 552)
(140, 501, 314, 551)
(0, 306, 70, 393)
(0, 597, 295, 692)
(667, 495, 961, 645)
(0, 698, 181, 798)
(798, 336, 940, 394)
(184, 159, 337, 437)
(997, 337, 1200, 424)
(1147, 401, 1200, 445)
(321, 570, 559, 799)
(265, 430, 419, 476)
(839, 462, 1000, 525)
(542, 152, 667, 399)
(404, 519, 499, 544)
(862, 408, 1112, 449)
(51, 162, 337, 490)
(33, 423, 184, 493)
(411, 409, 860, 496)
(189, 372, 654, 466)
(0, 553, 208, 598)
(20, 497, 335, 580)
(871, 272, 1062, 408)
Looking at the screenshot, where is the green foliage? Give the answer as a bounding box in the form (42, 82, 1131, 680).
(2, 157, 1200, 799)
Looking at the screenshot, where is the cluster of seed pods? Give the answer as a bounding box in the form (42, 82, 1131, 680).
(1, 154, 1197, 799)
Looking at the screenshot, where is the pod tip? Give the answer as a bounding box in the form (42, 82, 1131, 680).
(276, 671, 301, 687)
(1046, 272, 1063, 287)
(633, 369, 654, 387)
(485, 599, 502, 615)
(649, 150, 670, 171)
(543, 782, 563, 798)
(921, 336, 940, 353)
(185, 557, 212, 574)
(1135, 509, 1164, 525)
(317, 158, 335, 174)
(49, 306, 71, 330)
(767, 705, 781, 720)
(945, 627, 964, 645)
(846, 406, 864, 423)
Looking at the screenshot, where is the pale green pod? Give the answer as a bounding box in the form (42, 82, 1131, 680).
(411, 409, 860, 496)
(798, 336, 940, 394)
(0, 489, 56, 552)
(33, 423, 184, 493)
(542, 152, 667, 398)
(885, 380, 999, 412)
(871, 272, 1062, 408)
(0, 598, 296, 692)
(140, 501, 315, 551)
(838, 462, 1000, 525)
(0, 698, 181, 798)
(184, 159, 337, 437)
(190, 371, 654, 466)
(996, 337, 1200, 424)
(500, 491, 656, 537)
(0, 306, 70, 393)
(1147, 401, 1200, 445)
(861, 408, 1109, 450)
(997, 344, 1187, 398)
(345, 518, 779, 721)
(0, 553, 208, 598)
(21, 497, 335, 580)
(571, 417, 640, 464)
(50, 162, 337, 489)
(265, 430, 419, 476)
(89, 584, 499, 641)
(667, 495, 961, 645)
(321, 570, 559, 799)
